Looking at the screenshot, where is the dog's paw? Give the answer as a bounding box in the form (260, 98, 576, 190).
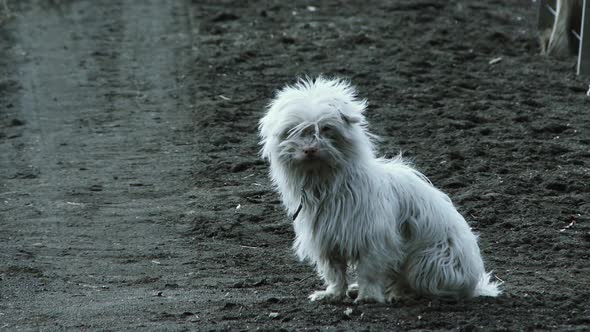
(346, 283, 359, 300)
(354, 296, 387, 304)
(308, 290, 344, 303)
(353, 288, 386, 304)
(354, 296, 385, 304)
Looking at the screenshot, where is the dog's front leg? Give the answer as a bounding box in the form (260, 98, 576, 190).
(354, 259, 387, 303)
(309, 258, 348, 302)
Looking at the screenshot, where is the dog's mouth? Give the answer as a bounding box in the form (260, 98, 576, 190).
(299, 158, 323, 168)
(303, 154, 321, 161)
(293, 149, 343, 170)
(293, 154, 325, 168)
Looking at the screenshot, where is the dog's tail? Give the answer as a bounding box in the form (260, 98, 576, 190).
(473, 271, 503, 297)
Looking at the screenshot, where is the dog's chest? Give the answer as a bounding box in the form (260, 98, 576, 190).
(298, 194, 367, 257)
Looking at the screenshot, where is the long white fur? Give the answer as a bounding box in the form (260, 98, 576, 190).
(259, 76, 501, 303)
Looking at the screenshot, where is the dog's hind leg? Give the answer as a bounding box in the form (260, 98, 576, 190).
(384, 273, 413, 302)
(402, 240, 480, 298)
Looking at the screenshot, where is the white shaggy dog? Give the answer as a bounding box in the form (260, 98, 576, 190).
(259, 77, 501, 303)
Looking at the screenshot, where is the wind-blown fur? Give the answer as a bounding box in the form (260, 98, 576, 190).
(259, 77, 501, 303)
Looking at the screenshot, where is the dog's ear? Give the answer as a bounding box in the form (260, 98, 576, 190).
(339, 111, 361, 125)
(331, 89, 367, 125)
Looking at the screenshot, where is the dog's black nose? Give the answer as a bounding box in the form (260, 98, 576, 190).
(303, 147, 318, 156)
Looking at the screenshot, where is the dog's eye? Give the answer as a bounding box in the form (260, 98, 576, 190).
(320, 126, 332, 133)
(279, 129, 291, 140)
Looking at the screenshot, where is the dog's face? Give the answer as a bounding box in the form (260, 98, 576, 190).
(260, 77, 373, 172)
(273, 106, 360, 167)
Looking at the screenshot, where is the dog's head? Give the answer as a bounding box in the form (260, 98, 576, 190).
(259, 76, 375, 172)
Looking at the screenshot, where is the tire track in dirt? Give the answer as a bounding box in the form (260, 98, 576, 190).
(0, 0, 203, 329)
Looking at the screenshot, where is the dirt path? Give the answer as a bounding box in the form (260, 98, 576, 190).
(2, 0, 590, 331)
(1, 1, 204, 329)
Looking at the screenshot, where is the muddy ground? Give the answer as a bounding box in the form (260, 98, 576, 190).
(1, 0, 589, 331)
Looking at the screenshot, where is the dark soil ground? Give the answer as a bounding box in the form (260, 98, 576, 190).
(1, 0, 590, 331)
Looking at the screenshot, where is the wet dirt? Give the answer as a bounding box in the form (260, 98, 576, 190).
(1, 0, 589, 331)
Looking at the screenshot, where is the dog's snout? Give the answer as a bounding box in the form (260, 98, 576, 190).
(303, 146, 319, 157)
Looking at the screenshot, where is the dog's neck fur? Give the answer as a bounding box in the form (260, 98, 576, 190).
(269, 124, 376, 217)
(274, 155, 372, 215)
